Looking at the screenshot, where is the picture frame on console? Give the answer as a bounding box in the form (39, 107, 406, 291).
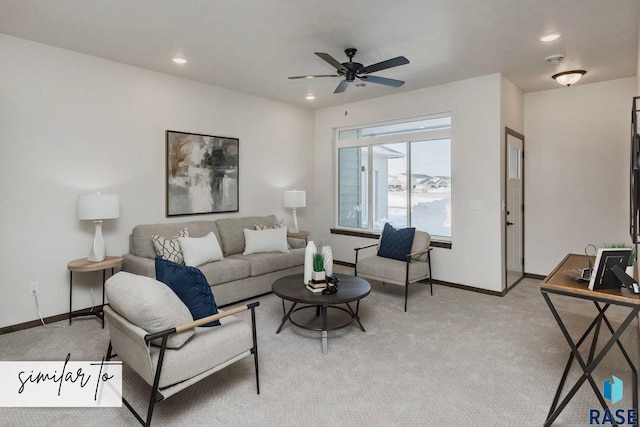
(166, 130, 239, 217)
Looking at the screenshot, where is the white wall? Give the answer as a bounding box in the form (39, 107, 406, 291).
(313, 74, 510, 292)
(524, 77, 636, 275)
(0, 35, 314, 328)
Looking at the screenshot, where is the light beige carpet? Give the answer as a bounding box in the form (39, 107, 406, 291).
(1, 274, 638, 426)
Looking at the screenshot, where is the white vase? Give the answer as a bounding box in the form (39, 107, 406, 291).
(303, 241, 317, 284)
(322, 246, 333, 277)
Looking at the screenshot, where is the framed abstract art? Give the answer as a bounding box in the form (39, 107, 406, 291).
(166, 130, 239, 216)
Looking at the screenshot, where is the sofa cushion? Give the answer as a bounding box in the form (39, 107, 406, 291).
(132, 221, 220, 259)
(229, 248, 305, 276)
(216, 215, 279, 256)
(105, 271, 194, 348)
(151, 228, 189, 264)
(377, 223, 416, 261)
(243, 227, 289, 255)
(198, 258, 251, 285)
(178, 232, 224, 267)
(155, 258, 220, 327)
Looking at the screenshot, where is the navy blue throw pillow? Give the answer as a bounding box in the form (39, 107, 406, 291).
(377, 223, 416, 261)
(155, 258, 220, 327)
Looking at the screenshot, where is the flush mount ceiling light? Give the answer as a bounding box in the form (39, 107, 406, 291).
(552, 70, 586, 86)
(540, 33, 561, 42)
(305, 94, 315, 100)
(172, 57, 187, 64)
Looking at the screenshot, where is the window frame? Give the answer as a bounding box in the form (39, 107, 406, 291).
(334, 114, 452, 241)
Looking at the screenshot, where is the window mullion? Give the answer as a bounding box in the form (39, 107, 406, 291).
(406, 141, 411, 228)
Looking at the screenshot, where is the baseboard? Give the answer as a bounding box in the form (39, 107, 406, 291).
(335, 260, 507, 296)
(431, 279, 505, 296)
(524, 272, 547, 280)
(2, 267, 544, 335)
(0, 306, 104, 336)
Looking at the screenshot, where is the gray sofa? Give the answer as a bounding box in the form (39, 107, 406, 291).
(123, 215, 305, 306)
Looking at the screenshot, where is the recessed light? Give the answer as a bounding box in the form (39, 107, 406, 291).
(305, 94, 315, 100)
(172, 57, 187, 64)
(540, 33, 561, 42)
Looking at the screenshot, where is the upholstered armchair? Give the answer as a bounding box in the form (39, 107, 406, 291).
(104, 272, 259, 426)
(354, 229, 433, 312)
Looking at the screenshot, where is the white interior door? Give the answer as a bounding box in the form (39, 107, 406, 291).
(505, 129, 524, 288)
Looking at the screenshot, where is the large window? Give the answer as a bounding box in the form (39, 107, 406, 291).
(336, 115, 452, 240)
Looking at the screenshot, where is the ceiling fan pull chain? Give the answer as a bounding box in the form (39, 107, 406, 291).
(344, 91, 349, 116)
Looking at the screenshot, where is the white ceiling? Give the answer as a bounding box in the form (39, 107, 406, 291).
(0, 0, 638, 109)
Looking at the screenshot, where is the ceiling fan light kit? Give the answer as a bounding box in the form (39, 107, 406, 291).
(288, 48, 409, 94)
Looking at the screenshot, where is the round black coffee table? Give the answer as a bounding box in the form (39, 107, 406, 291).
(272, 273, 371, 353)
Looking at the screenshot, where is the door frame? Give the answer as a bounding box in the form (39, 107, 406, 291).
(504, 127, 525, 290)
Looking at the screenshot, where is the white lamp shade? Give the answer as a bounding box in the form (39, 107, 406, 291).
(283, 190, 306, 208)
(77, 193, 120, 220)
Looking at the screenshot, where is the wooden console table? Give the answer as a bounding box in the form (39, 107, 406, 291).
(541, 253, 640, 426)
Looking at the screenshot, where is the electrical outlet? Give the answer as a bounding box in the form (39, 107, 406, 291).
(464, 257, 471, 268)
(29, 282, 39, 296)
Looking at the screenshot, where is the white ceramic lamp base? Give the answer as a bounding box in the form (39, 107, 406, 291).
(289, 208, 300, 233)
(87, 220, 106, 262)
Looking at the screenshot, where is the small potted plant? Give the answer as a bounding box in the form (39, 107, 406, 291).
(312, 252, 326, 282)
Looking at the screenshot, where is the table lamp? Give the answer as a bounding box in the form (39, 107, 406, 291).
(283, 190, 305, 233)
(77, 193, 119, 262)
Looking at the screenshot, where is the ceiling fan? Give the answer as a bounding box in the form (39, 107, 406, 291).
(288, 48, 409, 94)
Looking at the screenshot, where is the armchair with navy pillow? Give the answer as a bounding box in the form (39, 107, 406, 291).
(354, 223, 433, 311)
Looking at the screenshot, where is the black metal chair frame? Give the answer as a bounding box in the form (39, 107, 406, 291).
(106, 302, 260, 426)
(354, 243, 433, 311)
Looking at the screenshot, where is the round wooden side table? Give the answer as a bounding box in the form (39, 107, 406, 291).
(67, 256, 123, 329)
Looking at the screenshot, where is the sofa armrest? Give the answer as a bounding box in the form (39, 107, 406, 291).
(122, 254, 155, 278)
(288, 237, 306, 249)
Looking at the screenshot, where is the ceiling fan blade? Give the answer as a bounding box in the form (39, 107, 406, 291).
(360, 56, 409, 74)
(288, 74, 340, 80)
(334, 80, 350, 94)
(360, 75, 405, 87)
(315, 52, 348, 72)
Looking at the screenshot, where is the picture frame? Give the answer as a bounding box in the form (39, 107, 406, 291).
(166, 130, 239, 217)
(588, 248, 632, 290)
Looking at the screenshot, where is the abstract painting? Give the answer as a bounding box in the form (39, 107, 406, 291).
(166, 130, 239, 216)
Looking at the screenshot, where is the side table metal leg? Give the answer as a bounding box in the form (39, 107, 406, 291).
(101, 269, 107, 329)
(69, 271, 73, 325)
(321, 304, 328, 354)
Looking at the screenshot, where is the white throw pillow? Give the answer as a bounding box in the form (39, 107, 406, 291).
(243, 227, 289, 255)
(178, 232, 224, 267)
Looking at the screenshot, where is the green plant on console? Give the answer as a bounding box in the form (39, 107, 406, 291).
(312, 253, 325, 272)
(602, 243, 637, 266)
